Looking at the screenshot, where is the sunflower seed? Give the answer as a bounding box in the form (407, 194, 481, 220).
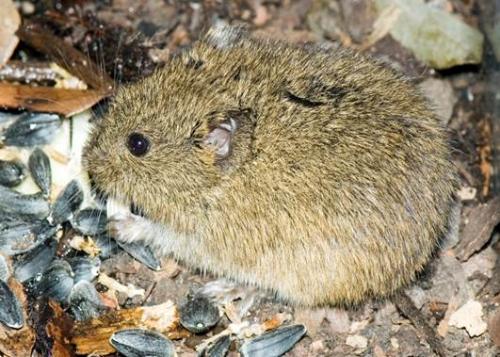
(117, 241, 161, 271)
(49, 180, 84, 225)
(0, 220, 39, 255)
(71, 208, 107, 236)
(0, 254, 10, 281)
(0, 280, 24, 329)
(36, 259, 74, 302)
(0, 186, 50, 219)
(34, 219, 59, 241)
(0, 211, 39, 226)
(179, 294, 220, 334)
(110, 328, 175, 357)
(0, 112, 18, 125)
(239, 324, 306, 357)
(69, 280, 106, 321)
(0, 219, 57, 256)
(2, 113, 62, 147)
(67, 256, 100, 283)
(28, 148, 51, 197)
(14, 238, 57, 282)
(200, 335, 231, 357)
(0, 159, 26, 187)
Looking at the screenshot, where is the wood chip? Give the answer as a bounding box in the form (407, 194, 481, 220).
(0, 279, 35, 357)
(45, 301, 74, 357)
(478, 118, 492, 198)
(262, 313, 290, 331)
(0, 83, 107, 117)
(69, 236, 101, 257)
(71, 301, 181, 355)
(97, 272, 145, 299)
(454, 196, 500, 261)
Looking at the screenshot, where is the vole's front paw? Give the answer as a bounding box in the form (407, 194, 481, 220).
(108, 213, 145, 244)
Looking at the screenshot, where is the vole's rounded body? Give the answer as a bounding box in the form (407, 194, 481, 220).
(84, 26, 456, 306)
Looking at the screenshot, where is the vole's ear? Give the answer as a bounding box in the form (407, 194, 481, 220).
(204, 22, 248, 49)
(204, 117, 238, 159)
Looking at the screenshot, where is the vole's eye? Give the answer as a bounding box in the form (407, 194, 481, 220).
(127, 132, 150, 157)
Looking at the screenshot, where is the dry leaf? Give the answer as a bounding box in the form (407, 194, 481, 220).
(69, 236, 101, 257)
(0, 83, 107, 117)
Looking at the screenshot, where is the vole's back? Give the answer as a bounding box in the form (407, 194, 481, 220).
(185, 34, 456, 305)
(100, 27, 454, 305)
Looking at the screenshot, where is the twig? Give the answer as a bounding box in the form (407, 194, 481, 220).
(16, 21, 114, 93)
(393, 292, 446, 357)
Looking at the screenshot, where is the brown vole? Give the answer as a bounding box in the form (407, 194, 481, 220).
(83, 25, 456, 306)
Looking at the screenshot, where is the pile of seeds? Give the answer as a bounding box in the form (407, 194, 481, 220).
(0, 111, 306, 356)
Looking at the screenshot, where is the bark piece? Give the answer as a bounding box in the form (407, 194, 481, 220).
(45, 301, 74, 357)
(71, 301, 185, 355)
(454, 196, 500, 261)
(0, 279, 35, 357)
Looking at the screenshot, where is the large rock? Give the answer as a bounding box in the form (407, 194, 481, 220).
(375, 0, 484, 69)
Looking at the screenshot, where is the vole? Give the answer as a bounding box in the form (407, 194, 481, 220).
(83, 24, 456, 306)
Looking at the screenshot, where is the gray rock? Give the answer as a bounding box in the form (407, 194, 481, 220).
(419, 78, 457, 125)
(375, 0, 484, 69)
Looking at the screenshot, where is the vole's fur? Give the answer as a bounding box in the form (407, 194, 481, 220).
(84, 25, 457, 306)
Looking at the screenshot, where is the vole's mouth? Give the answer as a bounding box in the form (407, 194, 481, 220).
(105, 196, 148, 220)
